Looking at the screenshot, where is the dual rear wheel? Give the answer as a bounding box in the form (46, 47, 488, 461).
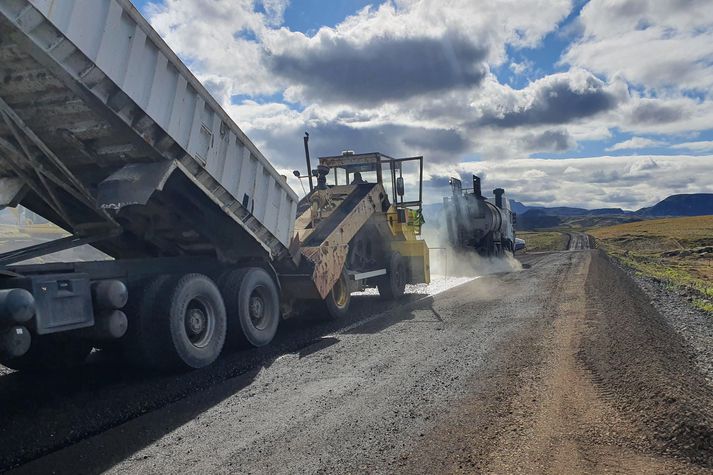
(218, 268, 280, 348)
(123, 268, 280, 371)
(122, 273, 226, 371)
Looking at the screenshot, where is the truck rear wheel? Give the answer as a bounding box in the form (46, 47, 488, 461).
(156, 274, 227, 370)
(377, 252, 406, 300)
(319, 270, 351, 320)
(121, 275, 170, 368)
(220, 268, 280, 348)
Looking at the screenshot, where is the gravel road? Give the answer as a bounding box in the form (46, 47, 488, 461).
(567, 232, 591, 250)
(4, 249, 713, 474)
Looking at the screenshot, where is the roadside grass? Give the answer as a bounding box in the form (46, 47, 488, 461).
(590, 216, 713, 313)
(517, 231, 569, 252)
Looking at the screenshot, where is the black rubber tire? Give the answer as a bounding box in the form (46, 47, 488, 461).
(377, 252, 406, 300)
(318, 269, 351, 320)
(220, 268, 280, 348)
(154, 274, 227, 370)
(120, 275, 173, 369)
(217, 269, 248, 348)
(0, 334, 92, 372)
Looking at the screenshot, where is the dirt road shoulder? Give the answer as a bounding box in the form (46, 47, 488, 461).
(404, 250, 713, 473)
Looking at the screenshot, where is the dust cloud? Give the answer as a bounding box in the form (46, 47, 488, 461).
(422, 215, 522, 280)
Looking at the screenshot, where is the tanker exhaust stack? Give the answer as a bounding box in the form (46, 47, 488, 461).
(473, 175, 483, 199)
(493, 188, 505, 209)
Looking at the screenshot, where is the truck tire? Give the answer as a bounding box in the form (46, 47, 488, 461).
(0, 334, 92, 372)
(218, 269, 248, 348)
(219, 268, 280, 348)
(377, 252, 406, 300)
(154, 274, 227, 370)
(318, 269, 351, 320)
(121, 275, 172, 369)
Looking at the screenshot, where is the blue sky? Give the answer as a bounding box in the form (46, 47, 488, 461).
(132, 0, 713, 208)
(134, 0, 381, 33)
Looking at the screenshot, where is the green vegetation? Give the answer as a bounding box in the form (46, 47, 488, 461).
(590, 216, 713, 313)
(518, 231, 569, 252)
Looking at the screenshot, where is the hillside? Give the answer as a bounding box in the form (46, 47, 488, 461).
(637, 193, 713, 217)
(516, 193, 713, 230)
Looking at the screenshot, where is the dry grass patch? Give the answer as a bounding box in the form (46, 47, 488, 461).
(591, 216, 713, 313)
(518, 231, 569, 252)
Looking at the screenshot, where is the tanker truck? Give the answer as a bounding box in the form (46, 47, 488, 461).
(443, 175, 516, 256)
(0, 0, 430, 371)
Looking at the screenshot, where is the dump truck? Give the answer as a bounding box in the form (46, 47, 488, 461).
(0, 0, 429, 371)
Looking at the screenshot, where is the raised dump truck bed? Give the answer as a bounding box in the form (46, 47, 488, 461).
(0, 0, 302, 371)
(0, 0, 297, 261)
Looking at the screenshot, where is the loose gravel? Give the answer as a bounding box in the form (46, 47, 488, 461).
(581, 250, 713, 467)
(611, 256, 713, 386)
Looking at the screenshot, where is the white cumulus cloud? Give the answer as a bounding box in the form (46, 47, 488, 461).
(606, 136, 667, 151)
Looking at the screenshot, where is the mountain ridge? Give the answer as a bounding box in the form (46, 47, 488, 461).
(507, 193, 713, 218)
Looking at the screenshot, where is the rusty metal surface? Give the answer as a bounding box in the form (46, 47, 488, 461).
(298, 184, 385, 298)
(300, 244, 349, 299)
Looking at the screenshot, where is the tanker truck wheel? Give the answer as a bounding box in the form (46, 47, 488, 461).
(377, 252, 406, 300)
(220, 268, 280, 348)
(318, 269, 351, 320)
(152, 274, 227, 370)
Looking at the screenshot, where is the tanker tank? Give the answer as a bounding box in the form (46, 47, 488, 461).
(443, 175, 516, 256)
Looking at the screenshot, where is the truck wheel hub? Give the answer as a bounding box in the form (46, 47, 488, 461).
(185, 299, 214, 348)
(333, 275, 348, 308)
(249, 291, 266, 329)
(187, 309, 206, 335)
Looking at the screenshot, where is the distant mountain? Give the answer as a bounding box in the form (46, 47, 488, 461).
(514, 193, 713, 229)
(636, 193, 713, 217)
(537, 206, 592, 217)
(587, 208, 627, 216)
(508, 201, 628, 217)
(509, 199, 530, 215)
(510, 194, 713, 219)
(518, 209, 562, 229)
